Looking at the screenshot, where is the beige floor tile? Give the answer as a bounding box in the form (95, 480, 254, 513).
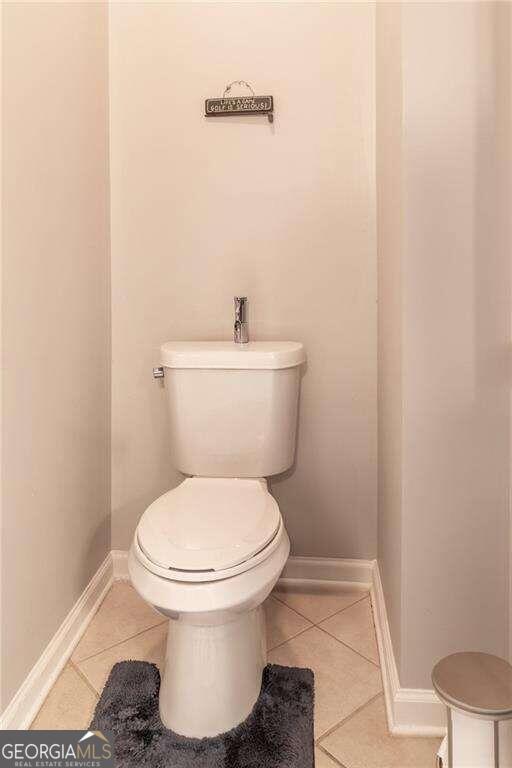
(78, 622, 168, 695)
(31, 664, 98, 730)
(273, 582, 368, 624)
(320, 597, 379, 664)
(320, 696, 441, 768)
(265, 596, 312, 650)
(315, 747, 341, 767)
(72, 582, 164, 662)
(269, 626, 382, 739)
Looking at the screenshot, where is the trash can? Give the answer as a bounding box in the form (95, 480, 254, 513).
(432, 652, 512, 768)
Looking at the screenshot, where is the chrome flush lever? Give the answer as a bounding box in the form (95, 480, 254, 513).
(234, 296, 249, 344)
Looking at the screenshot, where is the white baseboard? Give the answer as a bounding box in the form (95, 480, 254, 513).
(111, 549, 129, 581)
(111, 551, 374, 588)
(0, 553, 113, 730)
(1, 550, 446, 737)
(370, 561, 446, 737)
(281, 555, 374, 585)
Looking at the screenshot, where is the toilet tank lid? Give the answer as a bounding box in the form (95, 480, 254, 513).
(161, 341, 306, 370)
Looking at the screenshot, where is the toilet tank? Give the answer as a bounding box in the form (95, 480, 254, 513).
(160, 341, 306, 478)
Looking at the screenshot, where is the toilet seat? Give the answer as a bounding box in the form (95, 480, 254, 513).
(136, 477, 282, 582)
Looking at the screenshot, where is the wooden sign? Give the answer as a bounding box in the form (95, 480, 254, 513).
(205, 95, 274, 121)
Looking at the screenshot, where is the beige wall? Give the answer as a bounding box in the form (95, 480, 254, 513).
(1, 2, 110, 709)
(376, 1, 403, 670)
(109, 2, 377, 557)
(377, 1, 511, 689)
(507, 1, 512, 667)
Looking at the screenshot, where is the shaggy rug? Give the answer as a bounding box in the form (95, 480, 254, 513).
(91, 661, 314, 768)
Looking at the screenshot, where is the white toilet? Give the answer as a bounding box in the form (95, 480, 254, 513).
(128, 340, 305, 738)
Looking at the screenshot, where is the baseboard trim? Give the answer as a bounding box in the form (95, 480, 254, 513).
(111, 549, 129, 581)
(0, 553, 113, 730)
(370, 561, 446, 737)
(281, 555, 374, 585)
(110, 551, 374, 587)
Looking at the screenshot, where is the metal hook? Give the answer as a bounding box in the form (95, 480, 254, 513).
(223, 80, 256, 98)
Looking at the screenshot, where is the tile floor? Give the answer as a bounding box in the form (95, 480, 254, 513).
(31, 580, 441, 767)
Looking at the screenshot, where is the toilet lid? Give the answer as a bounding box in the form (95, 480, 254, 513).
(137, 478, 281, 572)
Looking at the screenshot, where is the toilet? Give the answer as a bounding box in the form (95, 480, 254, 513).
(128, 340, 305, 738)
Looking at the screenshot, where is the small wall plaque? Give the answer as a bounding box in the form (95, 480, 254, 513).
(205, 81, 274, 123)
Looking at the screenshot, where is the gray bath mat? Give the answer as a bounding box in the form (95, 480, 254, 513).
(91, 661, 314, 768)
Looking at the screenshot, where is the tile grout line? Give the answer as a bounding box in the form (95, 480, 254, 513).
(315, 624, 380, 669)
(271, 590, 369, 627)
(74, 619, 167, 664)
(269, 618, 381, 672)
(315, 691, 384, 745)
(69, 659, 101, 699)
(267, 590, 385, 754)
(270, 592, 381, 670)
(268, 624, 314, 653)
(268, 594, 314, 627)
(270, 592, 313, 619)
(315, 743, 350, 768)
(30, 661, 101, 730)
(314, 593, 370, 625)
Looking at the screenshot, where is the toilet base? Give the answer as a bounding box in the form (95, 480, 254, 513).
(159, 606, 266, 737)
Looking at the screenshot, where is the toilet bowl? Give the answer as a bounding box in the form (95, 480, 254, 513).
(129, 477, 290, 737)
(129, 340, 305, 737)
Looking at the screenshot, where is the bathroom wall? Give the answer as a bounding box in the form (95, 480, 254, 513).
(109, 2, 377, 557)
(377, 1, 511, 689)
(376, 1, 403, 670)
(507, 4, 512, 666)
(1, 2, 110, 710)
